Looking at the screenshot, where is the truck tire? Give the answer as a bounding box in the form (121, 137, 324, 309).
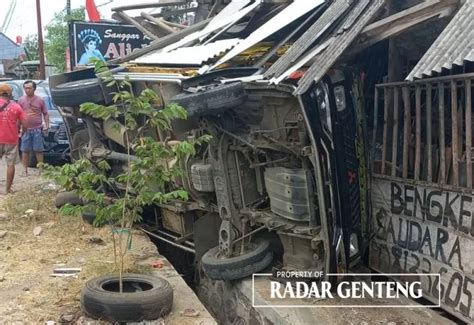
(51, 78, 111, 107)
(202, 239, 273, 280)
(55, 191, 84, 208)
(82, 212, 97, 225)
(81, 274, 173, 322)
(171, 82, 247, 118)
(70, 129, 89, 161)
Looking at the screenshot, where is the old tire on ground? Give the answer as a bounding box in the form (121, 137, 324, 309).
(82, 212, 97, 225)
(171, 82, 247, 118)
(55, 191, 84, 208)
(51, 78, 109, 107)
(202, 239, 273, 280)
(70, 129, 89, 161)
(81, 273, 173, 322)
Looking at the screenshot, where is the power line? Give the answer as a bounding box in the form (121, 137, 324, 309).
(0, 0, 17, 34)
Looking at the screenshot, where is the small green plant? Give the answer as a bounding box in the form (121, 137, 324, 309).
(45, 59, 210, 290)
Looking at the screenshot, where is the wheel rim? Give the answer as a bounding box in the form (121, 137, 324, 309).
(216, 242, 258, 260)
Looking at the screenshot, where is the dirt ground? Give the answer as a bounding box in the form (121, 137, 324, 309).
(0, 162, 143, 322)
(0, 161, 215, 324)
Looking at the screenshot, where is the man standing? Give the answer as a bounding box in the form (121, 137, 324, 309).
(18, 80, 49, 175)
(0, 83, 27, 194)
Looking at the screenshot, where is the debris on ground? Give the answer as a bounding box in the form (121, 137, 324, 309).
(0, 230, 7, 238)
(59, 313, 76, 323)
(87, 236, 105, 245)
(33, 226, 42, 236)
(181, 308, 200, 317)
(151, 259, 164, 269)
(51, 267, 81, 278)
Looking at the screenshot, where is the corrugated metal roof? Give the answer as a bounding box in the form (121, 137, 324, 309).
(159, 1, 261, 54)
(199, 0, 252, 37)
(209, 0, 325, 71)
(406, 0, 474, 80)
(264, 0, 355, 79)
(132, 39, 240, 65)
(0, 33, 24, 60)
(294, 0, 385, 95)
(270, 39, 331, 84)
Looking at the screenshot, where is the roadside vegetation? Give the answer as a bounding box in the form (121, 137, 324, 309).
(44, 59, 210, 293)
(0, 180, 152, 322)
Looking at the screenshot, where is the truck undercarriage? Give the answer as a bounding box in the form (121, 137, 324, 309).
(50, 66, 367, 282)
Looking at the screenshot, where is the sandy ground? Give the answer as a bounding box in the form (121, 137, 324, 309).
(0, 161, 41, 195)
(0, 160, 215, 324)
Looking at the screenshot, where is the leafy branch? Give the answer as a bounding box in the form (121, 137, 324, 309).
(45, 59, 210, 290)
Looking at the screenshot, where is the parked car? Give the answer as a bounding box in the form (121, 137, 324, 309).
(6, 80, 70, 165)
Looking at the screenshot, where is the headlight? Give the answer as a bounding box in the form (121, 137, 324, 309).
(349, 232, 359, 257)
(316, 85, 332, 134)
(316, 86, 326, 110)
(49, 124, 60, 132)
(334, 85, 346, 112)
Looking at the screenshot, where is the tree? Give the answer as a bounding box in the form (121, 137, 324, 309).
(45, 59, 210, 294)
(44, 8, 85, 72)
(24, 35, 39, 61)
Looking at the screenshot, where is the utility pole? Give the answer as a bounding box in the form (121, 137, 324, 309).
(67, 0, 71, 15)
(36, 0, 46, 79)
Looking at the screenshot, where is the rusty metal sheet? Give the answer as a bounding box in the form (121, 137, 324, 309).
(406, 0, 474, 80)
(370, 176, 474, 324)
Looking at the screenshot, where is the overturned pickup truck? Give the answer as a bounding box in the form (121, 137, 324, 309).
(51, 68, 366, 280)
(50, 0, 374, 281)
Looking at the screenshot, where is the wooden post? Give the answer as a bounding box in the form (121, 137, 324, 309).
(391, 87, 399, 177)
(114, 11, 158, 40)
(466, 79, 472, 188)
(381, 89, 390, 175)
(439, 82, 446, 184)
(36, 0, 46, 80)
(426, 84, 432, 182)
(140, 12, 175, 34)
(373, 88, 379, 172)
(451, 80, 459, 186)
(387, 2, 404, 83)
(414, 85, 421, 180)
(402, 87, 411, 178)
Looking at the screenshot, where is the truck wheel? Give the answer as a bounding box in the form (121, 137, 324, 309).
(81, 274, 173, 322)
(71, 129, 89, 161)
(202, 239, 273, 280)
(55, 191, 84, 208)
(51, 78, 111, 107)
(171, 82, 247, 118)
(82, 212, 97, 225)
